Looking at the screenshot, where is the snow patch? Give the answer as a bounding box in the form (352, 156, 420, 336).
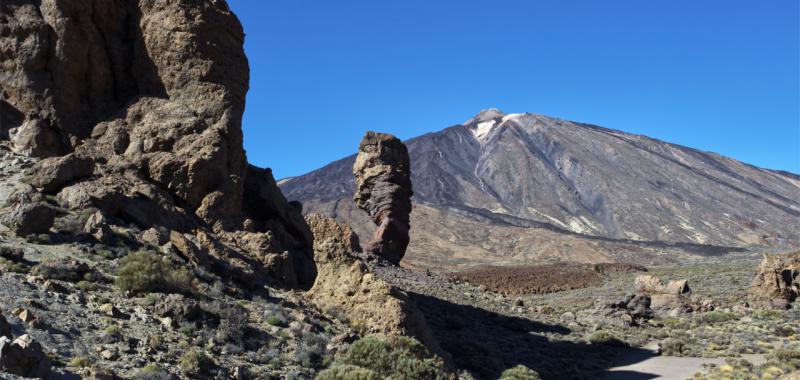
(472, 120, 496, 142)
(501, 113, 524, 122)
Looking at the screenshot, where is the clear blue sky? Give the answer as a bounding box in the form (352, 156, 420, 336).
(228, 0, 799, 179)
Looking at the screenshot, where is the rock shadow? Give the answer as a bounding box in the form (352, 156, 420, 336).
(0, 100, 24, 140)
(410, 292, 657, 380)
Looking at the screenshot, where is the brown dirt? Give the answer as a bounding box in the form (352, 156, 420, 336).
(448, 263, 647, 295)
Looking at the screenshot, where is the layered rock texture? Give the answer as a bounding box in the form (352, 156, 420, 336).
(352, 132, 413, 264)
(748, 251, 800, 309)
(281, 109, 800, 269)
(304, 214, 438, 350)
(0, 0, 314, 289)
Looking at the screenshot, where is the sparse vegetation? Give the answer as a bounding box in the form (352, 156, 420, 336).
(134, 364, 173, 380)
(317, 335, 449, 380)
(588, 330, 624, 346)
(178, 348, 211, 375)
(695, 311, 737, 325)
(499, 365, 542, 380)
(68, 356, 91, 368)
(115, 251, 193, 295)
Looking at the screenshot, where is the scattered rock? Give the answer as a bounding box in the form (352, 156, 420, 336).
(0, 246, 25, 262)
(748, 251, 800, 309)
(153, 294, 203, 324)
(0, 188, 57, 236)
(100, 349, 119, 361)
(32, 258, 92, 282)
(560, 311, 576, 322)
(583, 294, 654, 327)
(0, 334, 52, 378)
(26, 153, 94, 194)
(352, 132, 413, 265)
(634, 275, 692, 310)
(98, 304, 122, 318)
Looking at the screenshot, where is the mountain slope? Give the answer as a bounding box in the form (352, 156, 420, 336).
(280, 109, 800, 268)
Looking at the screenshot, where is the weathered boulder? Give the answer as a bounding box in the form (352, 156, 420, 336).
(748, 252, 800, 309)
(153, 294, 203, 324)
(0, 188, 56, 236)
(0, 334, 52, 378)
(26, 153, 94, 194)
(583, 293, 654, 327)
(634, 275, 692, 309)
(305, 214, 439, 352)
(31, 258, 92, 282)
(352, 132, 413, 265)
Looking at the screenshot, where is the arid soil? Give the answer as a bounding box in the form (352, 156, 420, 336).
(448, 263, 647, 295)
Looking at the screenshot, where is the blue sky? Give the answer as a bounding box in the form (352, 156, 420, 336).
(228, 0, 799, 179)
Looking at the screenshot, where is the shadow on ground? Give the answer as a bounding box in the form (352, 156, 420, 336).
(410, 293, 658, 380)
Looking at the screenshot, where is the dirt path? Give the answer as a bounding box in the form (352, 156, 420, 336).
(605, 343, 766, 380)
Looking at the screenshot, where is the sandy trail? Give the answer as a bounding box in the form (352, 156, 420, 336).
(605, 343, 766, 380)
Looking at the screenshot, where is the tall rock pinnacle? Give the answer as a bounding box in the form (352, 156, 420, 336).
(352, 132, 413, 265)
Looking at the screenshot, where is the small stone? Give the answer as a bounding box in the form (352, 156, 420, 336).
(17, 308, 35, 323)
(514, 298, 524, 307)
(560, 311, 576, 322)
(98, 304, 122, 318)
(100, 349, 118, 360)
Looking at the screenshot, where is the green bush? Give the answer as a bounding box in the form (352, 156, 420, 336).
(499, 365, 541, 380)
(317, 335, 449, 380)
(178, 348, 211, 375)
(68, 356, 91, 368)
(133, 364, 172, 380)
(769, 347, 800, 370)
(115, 251, 193, 295)
(695, 311, 737, 325)
(588, 330, 624, 346)
(317, 364, 380, 380)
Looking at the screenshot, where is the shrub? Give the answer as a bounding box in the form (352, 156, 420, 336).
(317, 364, 380, 380)
(216, 303, 249, 343)
(115, 251, 193, 295)
(695, 311, 737, 325)
(770, 347, 800, 370)
(588, 330, 624, 346)
(134, 364, 172, 380)
(499, 365, 541, 380)
(147, 334, 164, 351)
(178, 348, 211, 375)
(317, 335, 449, 380)
(264, 303, 290, 327)
(68, 356, 91, 368)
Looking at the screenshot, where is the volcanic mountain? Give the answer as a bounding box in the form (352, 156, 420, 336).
(280, 109, 800, 270)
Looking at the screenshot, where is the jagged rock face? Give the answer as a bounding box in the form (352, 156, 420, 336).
(282, 109, 800, 268)
(748, 251, 800, 310)
(0, 0, 315, 289)
(305, 214, 439, 352)
(352, 132, 413, 265)
(1, 0, 247, 224)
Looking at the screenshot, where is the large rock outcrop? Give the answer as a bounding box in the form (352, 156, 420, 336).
(0, 0, 315, 289)
(748, 251, 800, 309)
(352, 132, 413, 265)
(305, 214, 438, 351)
(0, 334, 52, 378)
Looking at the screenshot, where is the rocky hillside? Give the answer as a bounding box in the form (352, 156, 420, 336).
(281, 109, 800, 268)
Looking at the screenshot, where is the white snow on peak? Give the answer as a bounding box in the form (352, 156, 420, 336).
(471, 120, 496, 141)
(501, 113, 524, 122)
